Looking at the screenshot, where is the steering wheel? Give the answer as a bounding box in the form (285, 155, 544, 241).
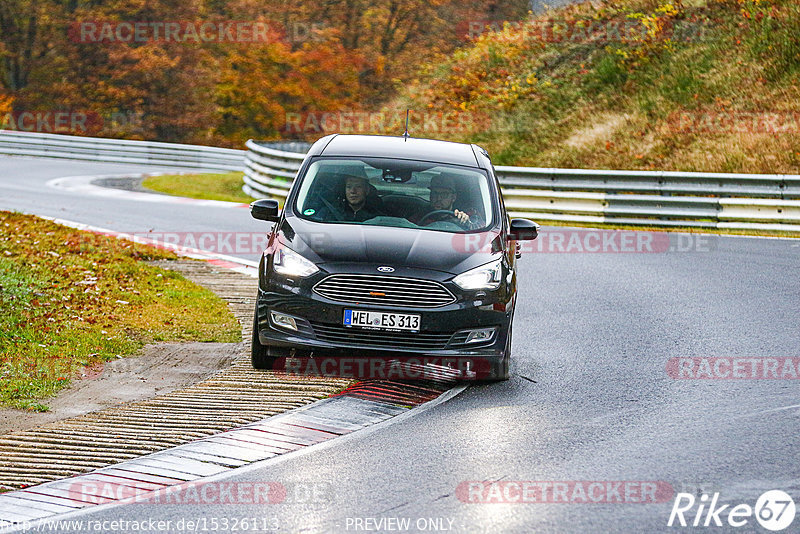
(319, 195, 347, 220)
(418, 209, 462, 226)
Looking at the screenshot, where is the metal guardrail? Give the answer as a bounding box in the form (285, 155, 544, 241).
(0, 130, 246, 171)
(2, 131, 796, 232)
(241, 139, 307, 199)
(243, 140, 800, 233)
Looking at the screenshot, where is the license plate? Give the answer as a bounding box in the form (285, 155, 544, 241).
(343, 309, 420, 332)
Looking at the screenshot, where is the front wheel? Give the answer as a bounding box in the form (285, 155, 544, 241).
(251, 307, 283, 370)
(485, 323, 511, 381)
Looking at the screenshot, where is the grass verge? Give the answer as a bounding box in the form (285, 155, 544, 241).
(142, 172, 254, 203)
(0, 211, 240, 411)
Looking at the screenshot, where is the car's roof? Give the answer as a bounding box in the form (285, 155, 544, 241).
(317, 134, 480, 167)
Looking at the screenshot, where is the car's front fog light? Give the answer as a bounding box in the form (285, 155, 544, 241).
(270, 310, 298, 331)
(465, 327, 496, 344)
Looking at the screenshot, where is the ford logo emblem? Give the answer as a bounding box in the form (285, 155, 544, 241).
(377, 266, 395, 273)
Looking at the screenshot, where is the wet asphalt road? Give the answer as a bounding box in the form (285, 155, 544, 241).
(2, 156, 799, 533)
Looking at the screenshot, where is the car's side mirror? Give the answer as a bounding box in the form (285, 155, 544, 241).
(250, 199, 280, 222)
(508, 218, 539, 240)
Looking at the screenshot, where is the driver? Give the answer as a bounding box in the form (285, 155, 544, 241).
(409, 174, 482, 230)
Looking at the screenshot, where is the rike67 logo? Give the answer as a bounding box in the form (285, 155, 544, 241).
(668, 490, 796, 530)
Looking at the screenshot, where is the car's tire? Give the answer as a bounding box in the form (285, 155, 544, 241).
(251, 307, 280, 370)
(485, 322, 511, 381)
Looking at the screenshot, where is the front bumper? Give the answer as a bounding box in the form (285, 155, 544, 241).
(256, 270, 512, 360)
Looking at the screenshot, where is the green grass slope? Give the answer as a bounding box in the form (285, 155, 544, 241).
(404, 0, 800, 173)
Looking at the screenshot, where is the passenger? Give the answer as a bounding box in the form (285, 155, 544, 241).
(310, 175, 385, 222)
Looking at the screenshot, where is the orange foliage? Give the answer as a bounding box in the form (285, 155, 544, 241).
(0, 93, 13, 116)
(0, 0, 530, 144)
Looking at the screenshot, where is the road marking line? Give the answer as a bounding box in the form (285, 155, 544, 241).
(734, 403, 800, 419)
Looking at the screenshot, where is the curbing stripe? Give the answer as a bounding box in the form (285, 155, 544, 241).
(0, 384, 467, 532)
(0, 380, 461, 527)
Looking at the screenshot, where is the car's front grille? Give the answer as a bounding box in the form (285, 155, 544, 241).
(309, 322, 454, 351)
(313, 274, 456, 308)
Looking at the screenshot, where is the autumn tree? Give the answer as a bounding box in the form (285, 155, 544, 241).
(0, 0, 529, 143)
(214, 29, 363, 143)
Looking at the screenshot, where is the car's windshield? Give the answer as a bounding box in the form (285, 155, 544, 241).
(293, 157, 494, 233)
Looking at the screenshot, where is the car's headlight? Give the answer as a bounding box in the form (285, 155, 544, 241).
(271, 246, 319, 278)
(453, 258, 503, 290)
